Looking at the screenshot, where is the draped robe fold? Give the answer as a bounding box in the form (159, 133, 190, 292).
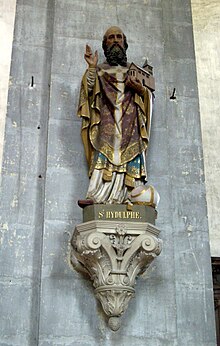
(78, 62, 152, 204)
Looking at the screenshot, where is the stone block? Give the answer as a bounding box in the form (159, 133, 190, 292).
(46, 119, 86, 169)
(0, 280, 37, 346)
(164, 23, 195, 60)
(49, 75, 80, 121)
(44, 167, 88, 220)
(38, 276, 100, 344)
(175, 283, 216, 346)
(14, 4, 54, 47)
(83, 204, 157, 224)
(10, 44, 52, 86)
(0, 173, 43, 226)
(0, 223, 42, 278)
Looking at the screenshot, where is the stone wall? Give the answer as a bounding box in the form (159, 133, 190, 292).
(0, 0, 16, 175)
(191, 0, 220, 256)
(0, 0, 216, 345)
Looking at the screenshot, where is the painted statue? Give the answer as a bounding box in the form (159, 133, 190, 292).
(78, 26, 155, 206)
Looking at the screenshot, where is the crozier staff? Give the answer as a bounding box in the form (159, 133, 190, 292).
(78, 26, 153, 205)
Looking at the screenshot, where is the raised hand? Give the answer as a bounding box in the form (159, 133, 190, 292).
(84, 44, 98, 68)
(126, 76, 145, 95)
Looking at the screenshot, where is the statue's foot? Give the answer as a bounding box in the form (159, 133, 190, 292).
(78, 199, 94, 208)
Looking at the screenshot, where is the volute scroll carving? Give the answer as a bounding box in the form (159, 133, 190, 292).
(71, 219, 162, 331)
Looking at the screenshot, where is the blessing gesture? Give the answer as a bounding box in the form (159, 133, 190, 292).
(84, 44, 98, 68)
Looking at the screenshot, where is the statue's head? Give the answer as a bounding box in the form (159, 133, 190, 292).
(102, 26, 128, 66)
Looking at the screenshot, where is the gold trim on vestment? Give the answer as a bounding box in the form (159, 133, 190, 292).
(90, 135, 148, 167)
(89, 159, 146, 179)
(149, 185, 154, 205)
(112, 70, 124, 165)
(131, 185, 155, 205)
(131, 185, 155, 199)
(125, 174, 135, 188)
(78, 64, 152, 180)
(103, 169, 113, 181)
(131, 188, 147, 198)
(132, 201, 156, 208)
(78, 71, 101, 167)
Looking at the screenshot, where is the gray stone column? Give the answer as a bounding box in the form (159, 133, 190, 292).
(0, 0, 216, 345)
(0, 0, 55, 344)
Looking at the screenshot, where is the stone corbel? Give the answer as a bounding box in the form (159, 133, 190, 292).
(71, 209, 162, 331)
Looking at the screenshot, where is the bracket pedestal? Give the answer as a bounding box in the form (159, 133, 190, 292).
(71, 205, 162, 331)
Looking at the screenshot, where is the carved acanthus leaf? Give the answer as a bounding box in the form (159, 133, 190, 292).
(71, 220, 162, 330)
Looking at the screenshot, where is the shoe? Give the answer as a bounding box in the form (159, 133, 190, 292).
(78, 199, 94, 208)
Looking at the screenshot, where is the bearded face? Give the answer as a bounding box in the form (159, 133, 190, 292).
(103, 42, 128, 67)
